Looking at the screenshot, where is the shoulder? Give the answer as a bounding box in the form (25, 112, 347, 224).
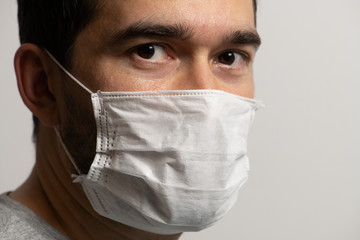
(0, 195, 13, 237)
(0, 193, 69, 240)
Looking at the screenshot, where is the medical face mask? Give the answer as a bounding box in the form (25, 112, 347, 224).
(47, 51, 263, 235)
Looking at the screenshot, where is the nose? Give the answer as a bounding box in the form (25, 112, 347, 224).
(172, 57, 220, 90)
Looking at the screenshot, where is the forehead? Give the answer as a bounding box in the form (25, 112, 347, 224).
(95, 0, 255, 32)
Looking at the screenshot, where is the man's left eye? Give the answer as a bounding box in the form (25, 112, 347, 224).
(136, 44, 167, 61)
(217, 51, 248, 66)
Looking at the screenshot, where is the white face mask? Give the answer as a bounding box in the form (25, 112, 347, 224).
(47, 51, 263, 235)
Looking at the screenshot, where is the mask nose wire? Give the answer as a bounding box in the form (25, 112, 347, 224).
(44, 49, 94, 95)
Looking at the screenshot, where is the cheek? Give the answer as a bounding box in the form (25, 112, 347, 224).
(244, 70, 255, 98)
(90, 57, 180, 92)
(225, 79, 255, 99)
(246, 82, 255, 98)
(241, 76, 255, 99)
(60, 78, 97, 173)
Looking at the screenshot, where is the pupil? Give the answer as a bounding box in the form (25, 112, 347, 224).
(137, 44, 155, 59)
(219, 52, 235, 65)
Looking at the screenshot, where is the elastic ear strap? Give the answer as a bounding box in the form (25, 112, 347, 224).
(44, 49, 93, 95)
(54, 127, 82, 176)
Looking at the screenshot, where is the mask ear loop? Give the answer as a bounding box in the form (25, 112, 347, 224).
(54, 127, 82, 177)
(45, 49, 92, 177)
(44, 49, 93, 95)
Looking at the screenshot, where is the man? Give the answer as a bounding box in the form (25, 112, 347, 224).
(0, 0, 261, 239)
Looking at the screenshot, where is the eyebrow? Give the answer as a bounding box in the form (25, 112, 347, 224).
(109, 22, 193, 44)
(108, 21, 261, 49)
(223, 30, 262, 50)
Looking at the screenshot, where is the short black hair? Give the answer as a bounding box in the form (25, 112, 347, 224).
(17, 0, 102, 141)
(253, 0, 258, 25)
(17, 0, 258, 141)
(17, 0, 101, 66)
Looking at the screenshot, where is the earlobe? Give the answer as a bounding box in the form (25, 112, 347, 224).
(14, 44, 59, 127)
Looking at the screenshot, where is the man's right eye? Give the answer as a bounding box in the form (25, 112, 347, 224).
(135, 43, 168, 61)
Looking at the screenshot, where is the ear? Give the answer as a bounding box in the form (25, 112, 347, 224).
(14, 44, 59, 127)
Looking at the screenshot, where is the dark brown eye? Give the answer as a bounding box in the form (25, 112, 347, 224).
(218, 52, 236, 65)
(135, 44, 167, 61)
(137, 44, 156, 59)
(217, 51, 248, 67)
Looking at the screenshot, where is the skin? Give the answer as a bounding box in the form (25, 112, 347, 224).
(11, 0, 260, 239)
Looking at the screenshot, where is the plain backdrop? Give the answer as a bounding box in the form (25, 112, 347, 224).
(1, 1, 359, 240)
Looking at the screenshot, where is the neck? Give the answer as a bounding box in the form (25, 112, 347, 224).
(10, 124, 182, 240)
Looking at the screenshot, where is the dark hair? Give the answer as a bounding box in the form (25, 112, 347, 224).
(253, 0, 258, 25)
(17, 0, 101, 66)
(17, 0, 258, 141)
(17, 0, 102, 141)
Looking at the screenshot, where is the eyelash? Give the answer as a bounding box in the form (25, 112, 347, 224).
(128, 42, 170, 56)
(226, 50, 251, 61)
(238, 51, 251, 63)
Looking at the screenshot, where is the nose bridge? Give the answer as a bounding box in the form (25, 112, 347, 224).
(179, 57, 218, 90)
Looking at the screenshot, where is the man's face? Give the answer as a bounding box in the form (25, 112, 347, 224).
(70, 0, 258, 94)
(58, 0, 260, 173)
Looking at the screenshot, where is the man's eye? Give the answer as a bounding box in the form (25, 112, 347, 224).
(217, 51, 248, 66)
(136, 44, 167, 61)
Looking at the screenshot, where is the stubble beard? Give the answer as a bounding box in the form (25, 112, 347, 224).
(60, 75, 97, 174)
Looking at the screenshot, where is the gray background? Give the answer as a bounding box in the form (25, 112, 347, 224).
(1, 1, 359, 239)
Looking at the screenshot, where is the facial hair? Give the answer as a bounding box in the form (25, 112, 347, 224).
(60, 73, 97, 174)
